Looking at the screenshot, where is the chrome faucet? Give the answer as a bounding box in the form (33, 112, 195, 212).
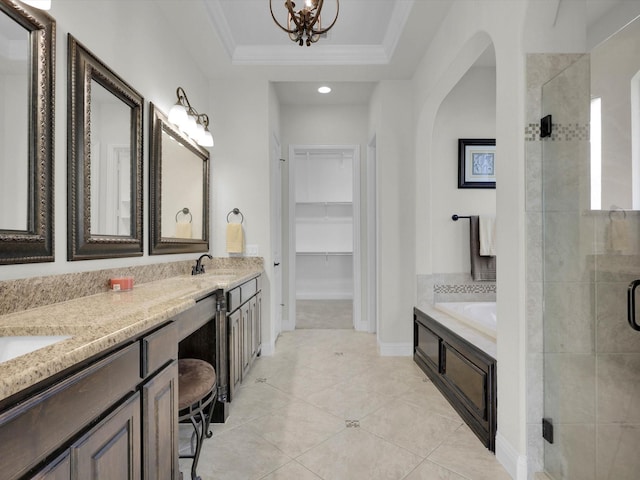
(192, 254, 213, 275)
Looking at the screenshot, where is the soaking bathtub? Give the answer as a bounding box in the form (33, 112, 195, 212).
(413, 304, 497, 450)
(435, 302, 496, 339)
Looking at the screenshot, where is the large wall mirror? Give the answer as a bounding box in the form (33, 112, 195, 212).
(68, 34, 143, 260)
(0, 0, 54, 264)
(149, 103, 210, 255)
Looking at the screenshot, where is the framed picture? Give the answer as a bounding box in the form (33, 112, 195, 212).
(458, 138, 496, 189)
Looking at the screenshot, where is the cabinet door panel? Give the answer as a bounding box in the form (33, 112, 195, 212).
(71, 393, 141, 480)
(241, 302, 251, 376)
(415, 322, 440, 371)
(142, 361, 178, 480)
(442, 342, 487, 419)
(31, 452, 70, 480)
(228, 310, 242, 400)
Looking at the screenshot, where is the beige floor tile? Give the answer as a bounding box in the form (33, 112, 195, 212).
(404, 459, 470, 479)
(193, 425, 290, 480)
(296, 427, 423, 480)
(265, 364, 343, 398)
(245, 401, 345, 457)
(360, 400, 463, 457)
(427, 425, 511, 480)
(195, 329, 510, 480)
(305, 378, 395, 419)
(259, 461, 323, 480)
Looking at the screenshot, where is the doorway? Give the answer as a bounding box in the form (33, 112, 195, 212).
(287, 145, 361, 330)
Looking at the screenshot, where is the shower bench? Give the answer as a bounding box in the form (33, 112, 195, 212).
(413, 307, 497, 451)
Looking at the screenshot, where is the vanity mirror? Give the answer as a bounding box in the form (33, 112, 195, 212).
(149, 103, 210, 255)
(0, 0, 54, 264)
(67, 34, 143, 260)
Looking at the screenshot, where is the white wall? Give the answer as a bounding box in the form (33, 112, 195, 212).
(413, 2, 528, 477)
(368, 81, 416, 351)
(432, 66, 496, 274)
(209, 78, 273, 351)
(0, 0, 212, 281)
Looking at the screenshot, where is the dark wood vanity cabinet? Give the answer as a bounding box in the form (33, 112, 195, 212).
(0, 321, 179, 480)
(226, 275, 262, 401)
(414, 308, 497, 451)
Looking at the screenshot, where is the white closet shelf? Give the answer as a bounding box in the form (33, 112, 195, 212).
(296, 251, 353, 255)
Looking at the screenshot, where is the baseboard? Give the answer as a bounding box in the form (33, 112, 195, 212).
(296, 293, 353, 300)
(377, 341, 412, 356)
(495, 431, 527, 480)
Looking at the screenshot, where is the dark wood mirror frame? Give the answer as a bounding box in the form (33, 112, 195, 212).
(67, 34, 143, 260)
(0, 0, 55, 265)
(149, 103, 210, 255)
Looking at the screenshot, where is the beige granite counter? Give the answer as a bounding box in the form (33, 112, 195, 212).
(0, 268, 262, 403)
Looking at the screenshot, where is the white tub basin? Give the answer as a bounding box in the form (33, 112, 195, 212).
(0, 335, 72, 363)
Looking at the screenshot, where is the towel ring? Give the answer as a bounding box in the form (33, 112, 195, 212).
(227, 208, 244, 224)
(609, 209, 626, 220)
(176, 207, 192, 223)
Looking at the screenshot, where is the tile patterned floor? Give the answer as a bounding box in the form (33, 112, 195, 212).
(181, 329, 511, 480)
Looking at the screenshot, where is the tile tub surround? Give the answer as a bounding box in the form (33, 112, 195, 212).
(0, 265, 263, 402)
(0, 257, 264, 316)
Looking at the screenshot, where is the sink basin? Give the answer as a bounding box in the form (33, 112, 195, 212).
(0, 335, 72, 363)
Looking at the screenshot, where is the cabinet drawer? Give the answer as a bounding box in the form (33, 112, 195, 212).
(240, 279, 257, 303)
(416, 322, 440, 371)
(0, 343, 141, 480)
(142, 322, 178, 378)
(227, 287, 241, 312)
(442, 342, 487, 420)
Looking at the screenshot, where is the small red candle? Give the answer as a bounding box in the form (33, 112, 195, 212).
(110, 277, 134, 291)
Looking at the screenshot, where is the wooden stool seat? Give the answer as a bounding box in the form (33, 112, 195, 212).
(178, 359, 217, 480)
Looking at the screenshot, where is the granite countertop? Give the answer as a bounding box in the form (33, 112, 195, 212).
(0, 268, 262, 403)
(414, 303, 497, 359)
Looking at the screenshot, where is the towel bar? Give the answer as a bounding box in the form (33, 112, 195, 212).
(452, 214, 472, 221)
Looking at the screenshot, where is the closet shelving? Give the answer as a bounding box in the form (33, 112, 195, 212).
(294, 149, 354, 300)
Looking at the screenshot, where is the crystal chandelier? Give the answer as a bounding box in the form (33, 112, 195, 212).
(270, 0, 339, 47)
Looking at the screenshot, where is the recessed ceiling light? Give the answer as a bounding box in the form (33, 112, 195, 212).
(318, 86, 332, 94)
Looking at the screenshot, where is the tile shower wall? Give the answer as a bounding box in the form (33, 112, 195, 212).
(525, 53, 585, 480)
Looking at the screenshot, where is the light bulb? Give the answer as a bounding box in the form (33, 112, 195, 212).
(185, 115, 199, 138)
(199, 130, 214, 148)
(168, 103, 188, 127)
(21, 0, 51, 10)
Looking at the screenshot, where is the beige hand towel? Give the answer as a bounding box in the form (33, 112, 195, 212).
(175, 222, 192, 239)
(608, 217, 629, 253)
(227, 223, 244, 253)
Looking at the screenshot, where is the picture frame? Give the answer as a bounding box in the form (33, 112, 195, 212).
(458, 138, 496, 189)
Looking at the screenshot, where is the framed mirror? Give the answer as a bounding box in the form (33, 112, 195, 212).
(149, 103, 210, 255)
(67, 34, 143, 260)
(0, 0, 55, 264)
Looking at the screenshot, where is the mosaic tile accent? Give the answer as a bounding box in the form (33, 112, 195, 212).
(525, 122, 589, 142)
(0, 256, 264, 316)
(434, 283, 496, 294)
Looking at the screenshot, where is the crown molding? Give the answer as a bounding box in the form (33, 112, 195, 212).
(383, 0, 414, 58)
(232, 44, 389, 66)
(203, 0, 236, 59)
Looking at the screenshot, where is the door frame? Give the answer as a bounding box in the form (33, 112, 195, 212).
(286, 144, 361, 330)
(269, 133, 283, 351)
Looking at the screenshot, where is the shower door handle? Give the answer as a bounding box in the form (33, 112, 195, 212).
(627, 280, 640, 331)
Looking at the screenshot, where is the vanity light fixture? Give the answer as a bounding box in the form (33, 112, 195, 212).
(168, 87, 214, 147)
(318, 86, 331, 94)
(20, 0, 51, 10)
(270, 0, 339, 47)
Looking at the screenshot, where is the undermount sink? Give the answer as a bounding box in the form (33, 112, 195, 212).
(0, 335, 72, 363)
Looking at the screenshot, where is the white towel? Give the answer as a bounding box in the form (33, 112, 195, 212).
(479, 215, 496, 256)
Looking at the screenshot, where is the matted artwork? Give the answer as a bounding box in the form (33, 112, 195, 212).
(458, 138, 496, 189)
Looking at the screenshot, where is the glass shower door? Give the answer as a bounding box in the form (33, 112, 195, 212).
(541, 17, 640, 480)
